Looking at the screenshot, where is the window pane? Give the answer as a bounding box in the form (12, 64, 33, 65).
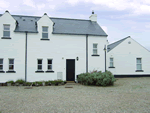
(42, 27, 48, 32)
(137, 58, 141, 63)
(9, 59, 14, 64)
(3, 31, 10, 37)
(38, 60, 42, 64)
(0, 65, 3, 70)
(93, 49, 97, 54)
(42, 33, 48, 38)
(0, 59, 3, 64)
(9, 65, 14, 70)
(137, 64, 142, 70)
(38, 65, 42, 70)
(48, 65, 52, 70)
(4, 25, 10, 30)
(110, 62, 113, 67)
(110, 58, 113, 62)
(48, 60, 52, 64)
(93, 44, 97, 48)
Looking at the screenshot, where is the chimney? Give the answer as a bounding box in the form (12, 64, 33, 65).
(89, 10, 97, 22)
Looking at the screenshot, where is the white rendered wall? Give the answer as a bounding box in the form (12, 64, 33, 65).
(88, 35, 107, 73)
(0, 12, 25, 82)
(27, 33, 86, 82)
(107, 37, 150, 75)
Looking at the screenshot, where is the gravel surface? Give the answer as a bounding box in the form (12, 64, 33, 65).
(0, 77, 150, 113)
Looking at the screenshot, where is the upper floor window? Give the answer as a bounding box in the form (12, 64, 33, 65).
(37, 59, 42, 70)
(3, 25, 10, 37)
(93, 43, 98, 54)
(136, 58, 142, 70)
(0, 59, 3, 70)
(47, 59, 53, 70)
(42, 27, 48, 39)
(110, 58, 114, 67)
(9, 59, 14, 70)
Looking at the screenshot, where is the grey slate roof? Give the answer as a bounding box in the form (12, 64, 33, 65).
(0, 14, 108, 36)
(107, 36, 130, 52)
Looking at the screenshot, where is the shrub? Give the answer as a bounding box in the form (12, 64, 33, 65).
(7, 80, 14, 84)
(15, 79, 25, 84)
(77, 70, 116, 86)
(36, 81, 42, 85)
(25, 82, 32, 86)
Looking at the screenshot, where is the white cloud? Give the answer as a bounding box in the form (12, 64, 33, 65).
(0, 0, 10, 8)
(23, 0, 36, 8)
(37, 4, 45, 11)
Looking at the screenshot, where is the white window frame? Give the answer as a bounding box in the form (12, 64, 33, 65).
(0, 59, 3, 71)
(37, 59, 43, 70)
(93, 43, 98, 55)
(136, 58, 142, 70)
(8, 59, 14, 71)
(110, 58, 114, 67)
(3, 24, 10, 37)
(42, 26, 48, 39)
(47, 59, 53, 70)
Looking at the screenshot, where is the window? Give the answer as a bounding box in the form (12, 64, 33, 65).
(47, 59, 52, 70)
(3, 25, 10, 37)
(110, 58, 114, 67)
(37, 59, 42, 70)
(93, 44, 98, 54)
(0, 59, 3, 70)
(9, 59, 14, 70)
(136, 58, 142, 70)
(42, 27, 48, 38)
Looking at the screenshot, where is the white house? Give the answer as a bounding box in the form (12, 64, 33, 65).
(0, 10, 150, 83)
(107, 36, 150, 77)
(0, 10, 108, 83)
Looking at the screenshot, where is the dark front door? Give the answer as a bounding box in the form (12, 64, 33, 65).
(66, 59, 75, 81)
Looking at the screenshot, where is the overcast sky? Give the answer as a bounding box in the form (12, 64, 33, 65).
(0, 0, 150, 50)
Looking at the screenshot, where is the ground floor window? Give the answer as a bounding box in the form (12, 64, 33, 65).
(37, 59, 42, 70)
(110, 58, 114, 67)
(9, 59, 14, 70)
(47, 59, 53, 70)
(136, 58, 142, 70)
(0, 59, 3, 70)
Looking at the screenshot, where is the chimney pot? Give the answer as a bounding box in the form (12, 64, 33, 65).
(92, 10, 94, 14)
(5, 10, 9, 13)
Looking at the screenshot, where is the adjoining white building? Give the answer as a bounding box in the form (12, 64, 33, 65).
(107, 36, 150, 77)
(0, 10, 149, 83)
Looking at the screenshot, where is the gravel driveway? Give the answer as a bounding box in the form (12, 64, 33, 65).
(0, 77, 150, 113)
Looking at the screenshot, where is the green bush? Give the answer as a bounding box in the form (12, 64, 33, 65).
(15, 79, 25, 84)
(51, 81, 56, 84)
(7, 80, 14, 84)
(26, 82, 32, 86)
(77, 70, 116, 86)
(36, 81, 42, 85)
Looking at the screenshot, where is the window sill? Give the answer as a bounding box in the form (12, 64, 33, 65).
(135, 70, 144, 72)
(0, 71, 5, 73)
(91, 54, 100, 56)
(35, 71, 44, 73)
(1, 37, 11, 39)
(40, 38, 50, 40)
(109, 67, 115, 68)
(6, 71, 16, 73)
(45, 70, 54, 73)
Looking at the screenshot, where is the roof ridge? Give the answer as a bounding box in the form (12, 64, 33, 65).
(3, 14, 90, 21)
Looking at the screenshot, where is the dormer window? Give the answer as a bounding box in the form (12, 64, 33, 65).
(42, 26, 48, 39)
(3, 25, 10, 37)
